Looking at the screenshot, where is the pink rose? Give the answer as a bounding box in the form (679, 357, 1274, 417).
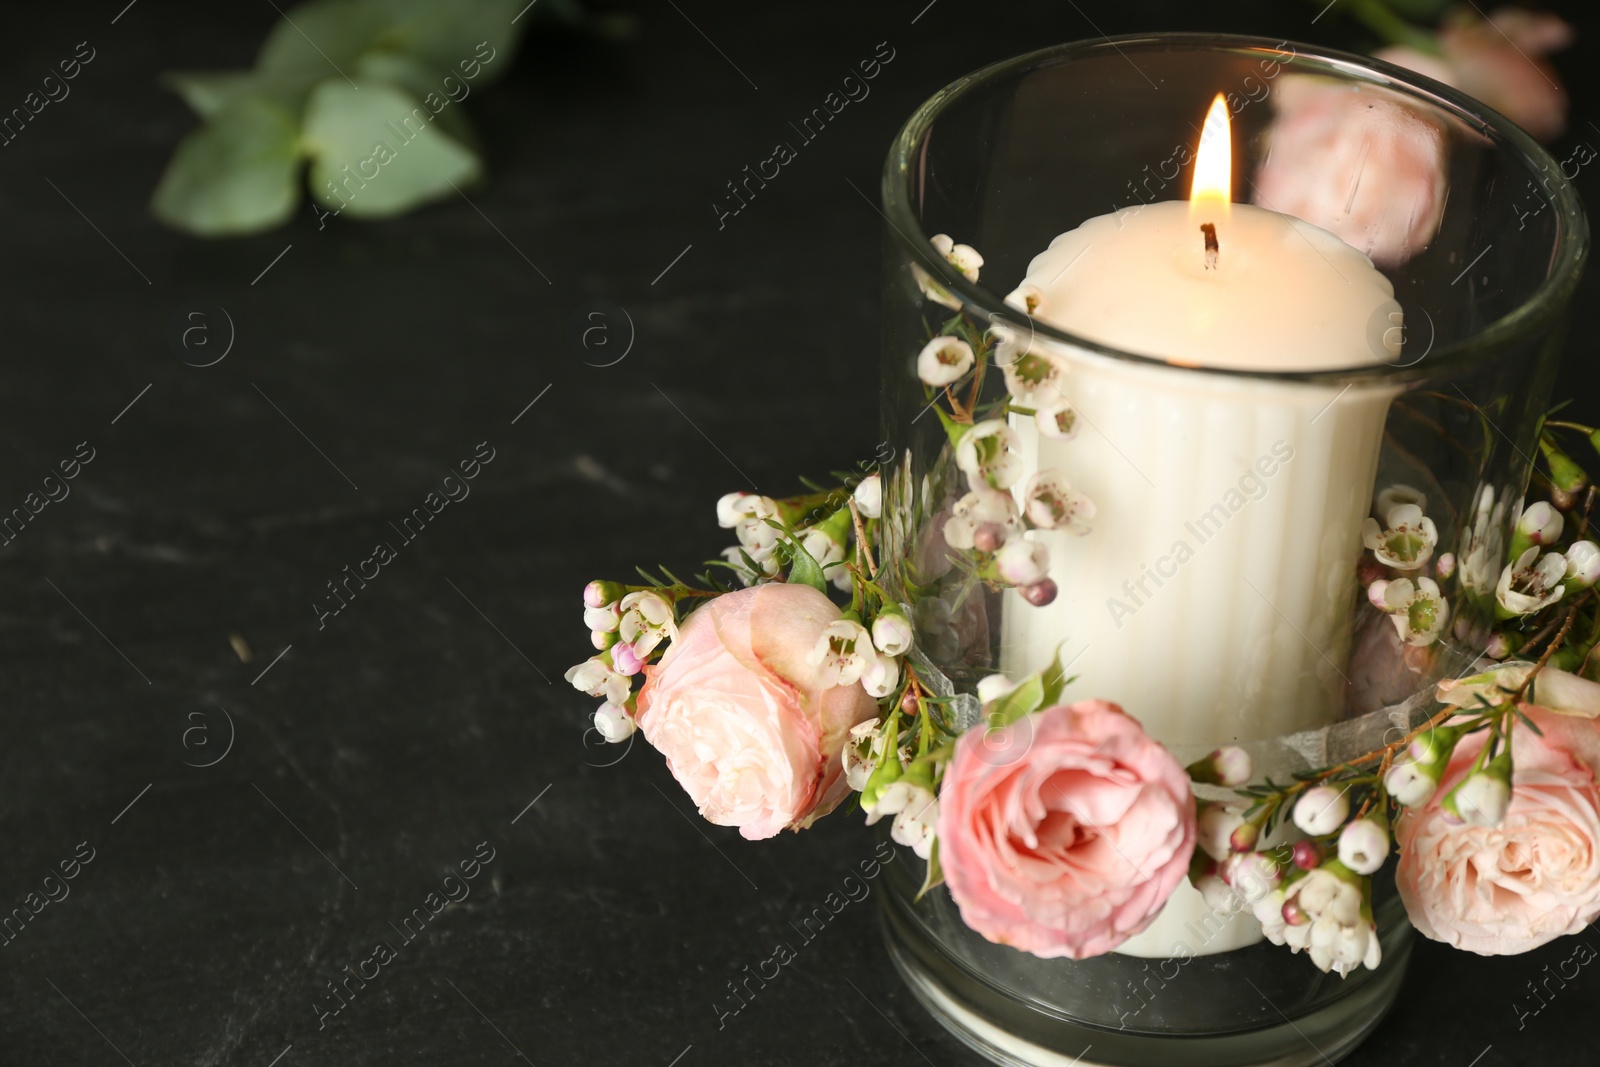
(1380, 8, 1572, 143)
(635, 583, 878, 840)
(936, 700, 1196, 959)
(1397, 706, 1600, 954)
(1253, 74, 1448, 268)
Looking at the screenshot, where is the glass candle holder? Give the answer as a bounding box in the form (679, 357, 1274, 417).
(875, 34, 1586, 1067)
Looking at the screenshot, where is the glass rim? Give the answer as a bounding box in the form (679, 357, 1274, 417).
(880, 32, 1590, 386)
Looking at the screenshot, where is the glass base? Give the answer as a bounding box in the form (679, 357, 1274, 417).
(880, 859, 1412, 1067)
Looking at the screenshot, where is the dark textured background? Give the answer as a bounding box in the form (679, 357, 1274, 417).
(0, 1, 1594, 1064)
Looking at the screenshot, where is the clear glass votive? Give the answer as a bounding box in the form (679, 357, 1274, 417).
(874, 32, 1587, 1067)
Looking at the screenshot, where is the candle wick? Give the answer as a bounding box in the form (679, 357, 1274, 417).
(1201, 223, 1219, 270)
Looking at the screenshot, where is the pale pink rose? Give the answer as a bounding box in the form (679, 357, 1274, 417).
(1379, 8, 1573, 143)
(937, 700, 1196, 959)
(1396, 706, 1600, 954)
(635, 584, 878, 840)
(1254, 74, 1448, 268)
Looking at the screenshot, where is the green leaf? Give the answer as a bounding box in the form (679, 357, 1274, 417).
(257, 0, 389, 78)
(367, 0, 528, 88)
(352, 52, 478, 147)
(786, 537, 828, 594)
(150, 96, 303, 236)
(302, 79, 482, 217)
(986, 673, 1044, 728)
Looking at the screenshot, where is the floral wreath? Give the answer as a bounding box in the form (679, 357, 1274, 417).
(566, 213, 1600, 976)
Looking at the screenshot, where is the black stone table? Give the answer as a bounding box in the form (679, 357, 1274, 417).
(0, 1, 1596, 1064)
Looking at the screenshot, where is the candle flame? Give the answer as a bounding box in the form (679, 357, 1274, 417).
(1190, 93, 1232, 221)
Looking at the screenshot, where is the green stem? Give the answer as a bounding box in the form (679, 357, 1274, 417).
(1348, 0, 1444, 54)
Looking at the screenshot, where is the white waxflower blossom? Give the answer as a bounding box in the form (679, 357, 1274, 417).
(861, 654, 901, 699)
(618, 591, 677, 656)
(593, 703, 636, 743)
(1361, 503, 1438, 571)
(565, 657, 630, 706)
(1034, 400, 1081, 440)
(584, 603, 621, 633)
(1458, 484, 1508, 596)
(995, 344, 1071, 411)
(1565, 540, 1600, 587)
(719, 493, 781, 553)
(1021, 470, 1095, 535)
(1374, 484, 1427, 522)
(955, 420, 1023, 491)
(1377, 576, 1449, 647)
(1292, 785, 1350, 837)
(865, 779, 939, 859)
(911, 262, 960, 311)
(930, 233, 983, 282)
(916, 336, 976, 388)
(853, 474, 883, 519)
(1496, 546, 1568, 616)
(1282, 868, 1379, 976)
(1003, 282, 1046, 317)
(843, 718, 883, 791)
(995, 538, 1051, 585)
(800, 527, 847, 571)
(942, 489, 1021, 551)
(871, 610, 913, 657)
(808, 618, 876, 687)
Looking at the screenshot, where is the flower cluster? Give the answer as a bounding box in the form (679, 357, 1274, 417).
(560, 219, 1600, 992)
(913, 235, 1095, 608)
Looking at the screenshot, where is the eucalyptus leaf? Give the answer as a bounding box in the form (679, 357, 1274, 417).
(302, 79, 481, 217)
(352, 52, 477, 147)
(368, 0, 528, 87)
(256, 0, 389, 78)
(150, 96, 303, 236)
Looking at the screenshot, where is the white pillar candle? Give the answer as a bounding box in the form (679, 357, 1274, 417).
(997, 101, 1401, 955)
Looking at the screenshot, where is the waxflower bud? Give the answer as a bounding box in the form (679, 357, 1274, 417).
(1540, 436, 1588, 496)
(871, 607, 914, 657)
(593, 703, 636, 743)
(584, 603, 621, 633)
(1292, 785, 1350, 837)
(1435, 552, 1456, 580)
(1198, 805, 1246, 863)
(1366, 580, 1390, 610)
(853, 474, 883, 519)
(612, 643, 644, 675)
(1187, 746, 1253, 788)
(995, 539, 1051, 585)
(1513, 500, 1565, 554)
(1484, 631, 1520, 659)
(1442, 746, 1514, 827)
(1337, 819, 1390, 875)
(1230, 821, 1261, 853)
(1020, 579, 1058, 607)
(1566, 540, 1600, 589)
(584, 580, 625, 609)
(1292, 840, 1323, 870)
(976, 674, 1018, 705)
(1382, 759, 1437, 807)
(590, 629, 617, 651)
(973, 523, 1008, 553)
